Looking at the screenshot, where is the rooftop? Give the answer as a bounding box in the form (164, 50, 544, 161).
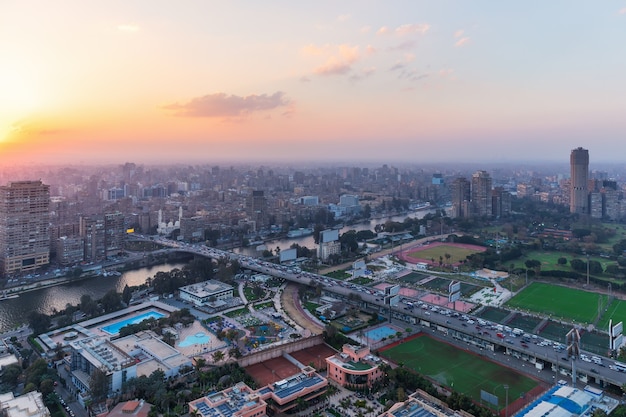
(179, 280, 233, 298)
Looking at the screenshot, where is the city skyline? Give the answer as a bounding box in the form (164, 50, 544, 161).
(2, 2, 626, 166)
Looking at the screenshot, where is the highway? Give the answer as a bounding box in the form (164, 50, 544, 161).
(140, 235, 626, 389)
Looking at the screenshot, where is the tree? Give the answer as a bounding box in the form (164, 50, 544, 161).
(212, 350, 225, 363)
(122, 285, 133, 305)
(89, 367, 109, 402)
(101, 289, 123, 313)
(28, 311, 51, 335)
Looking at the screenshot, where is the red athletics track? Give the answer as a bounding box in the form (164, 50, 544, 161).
(397, 241, 486, 266)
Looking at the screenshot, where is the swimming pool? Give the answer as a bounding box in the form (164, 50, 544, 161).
(179, 332, 211, 347)
(101, 311, 165, 335)
(365, 325, 399, 342)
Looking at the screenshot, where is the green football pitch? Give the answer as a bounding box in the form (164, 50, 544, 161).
(597, 298, 626, 331)
(505, 282, 607, 324)
(381, 336, 540, 407)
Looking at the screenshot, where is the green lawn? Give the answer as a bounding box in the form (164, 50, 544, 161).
(381, 336, 539, 407)
(505, 282, 607, 324)
(407, 244, 484, 264)
(597, 299, 626, 331)
(512, 251, 615, 272)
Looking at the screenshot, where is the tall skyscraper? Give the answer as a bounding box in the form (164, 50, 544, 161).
(0, 181, 50, 276)
(570, 147, 589, 214)
(471, 170, 493, 217)
(451, 177, 471, 218)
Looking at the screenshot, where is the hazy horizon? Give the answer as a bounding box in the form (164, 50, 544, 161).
(2, 1, 625, 165)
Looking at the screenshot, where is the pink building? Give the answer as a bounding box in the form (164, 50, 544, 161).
(325, 344, 383, 388)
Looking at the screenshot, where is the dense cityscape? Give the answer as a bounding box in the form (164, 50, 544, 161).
(3, 2, 626, 417)
(0, 148, 626, 417)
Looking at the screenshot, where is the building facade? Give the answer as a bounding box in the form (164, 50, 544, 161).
(471, 170, 493, 217)
(325, 344, 383, 388)
(570, 147, 589, 214)
(178, 280, 234, 306)
(0, 181, 50, 276)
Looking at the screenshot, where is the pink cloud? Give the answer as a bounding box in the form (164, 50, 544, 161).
(395, 23, 430, 36)
(163, 92, 291, 118)
(305, 44, 361, 76)
(455, 37, 470, 47)
(378, 23, 430, 36)
(454, 29, 464, 38)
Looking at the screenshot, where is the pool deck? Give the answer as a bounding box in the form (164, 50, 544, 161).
(39, 301, 178, 351)
(175, 321, 227, 356)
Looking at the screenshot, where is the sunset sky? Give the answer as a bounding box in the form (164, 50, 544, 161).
(2, 1, 626, 166)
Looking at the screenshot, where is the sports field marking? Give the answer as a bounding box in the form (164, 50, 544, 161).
(505, 282, 605, 324)
(381, 335, 539, 407)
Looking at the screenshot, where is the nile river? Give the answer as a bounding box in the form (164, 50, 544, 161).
(0, 263, 186, 332)
(0, 208, 436, 332)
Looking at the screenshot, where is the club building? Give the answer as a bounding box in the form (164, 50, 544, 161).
(189, 367, 327, 416)
(178, 279, 234, 306)
(325, 344, 384, 388)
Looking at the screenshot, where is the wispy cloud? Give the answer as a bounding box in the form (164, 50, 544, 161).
(454, 29, 470, 47)
(350, 67, 376, 81)
(163, 92, 291, 118)
(303, 44, 361, 76)
(619, 7, 626, 14)
(360, 26, 372, 34)
(378, 23, 430, 36)
(455, 37, 470, 47)
(337, 14, 351, 22)
(117, 24, 139, 32)
(395, 23, 430, 36)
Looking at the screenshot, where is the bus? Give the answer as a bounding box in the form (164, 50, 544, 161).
(612, 361, 626, 372)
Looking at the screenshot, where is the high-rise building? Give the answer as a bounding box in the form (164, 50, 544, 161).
(471, 170, 492, 217)
(0, 181, 50, 276)
(451, 178, 471, 218)
(247, 190, 268, 227)
(570, 147, 589, 214)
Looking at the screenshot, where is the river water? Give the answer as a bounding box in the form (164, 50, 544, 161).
(234, 209, 436, 256)
(0, 209, 435, 332)
(0, 263, 187, 332)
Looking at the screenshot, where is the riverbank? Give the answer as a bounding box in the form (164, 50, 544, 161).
(2, 252, 192, 297)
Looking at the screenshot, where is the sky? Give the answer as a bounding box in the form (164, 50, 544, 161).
(1, 1, 626, 166)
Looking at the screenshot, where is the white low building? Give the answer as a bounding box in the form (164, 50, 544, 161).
(0, 391, 50, 417)
(179, 280, 233, 306)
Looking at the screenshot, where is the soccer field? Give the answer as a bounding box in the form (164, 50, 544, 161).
(505, 282, 605, 324)
(381, 336, 539, 407)
(597, 299, 626, 331)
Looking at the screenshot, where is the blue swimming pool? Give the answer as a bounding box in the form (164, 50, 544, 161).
(101, 311, 165, 335)
(179, 332, 211, 347)
(365, 325, 398, 341)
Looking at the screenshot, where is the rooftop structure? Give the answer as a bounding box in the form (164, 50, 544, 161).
(379, 390, 465, 417)
(110, 330, 192, 378)
(0, 391, 50, 417)
(102, 399, 153, 417)
(189, 368, 327, 417)
(69, 336, 137, 396)
(179, 279, 234, 306)
(516, 385, 604, 417)
(189, 382, 268, 417)
(326, 344, 383, 387)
